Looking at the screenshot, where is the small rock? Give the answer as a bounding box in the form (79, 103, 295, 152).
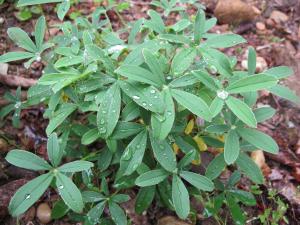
(0, 138, 8, 152)
(157, 216, 191, 225)
(36, 203, 52, 224)
(256, 22, 266, 31)
(256, 56, 268, 72)
(214, 0, 260, 24)
(0, 17, 4, 24)
(270, 10, 289, 24)
(0, 63, 8, 75)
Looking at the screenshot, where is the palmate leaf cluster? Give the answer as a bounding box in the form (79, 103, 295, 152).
(1, 0, 299, 224)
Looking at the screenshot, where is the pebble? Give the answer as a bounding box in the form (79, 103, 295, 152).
(256, 22, 266, 31)
(157, 216, 191, 225)
(36, 203, 52, 224)
(241, 56, 267, 72)
(0, 17, 4, 24)
(270, 10, 289, 24)
(0, 138, 8, 152)
(214, 0, 260, 24)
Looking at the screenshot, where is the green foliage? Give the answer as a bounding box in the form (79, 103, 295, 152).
(1, 0, 299, 224)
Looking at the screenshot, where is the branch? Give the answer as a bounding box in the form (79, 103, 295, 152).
(0, 74, 37, 88)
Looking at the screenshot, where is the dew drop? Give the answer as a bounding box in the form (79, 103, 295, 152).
(166, 111, 172, 116)
(149, 103, 153, 107)
(150, 89, 156, 94)
(217, 90, 229, 100)
(132, 95, 140, 100)
(25, 194, 31, 200)
(100, 119, 105, 124)
(142, 102, 147, 107)
(99, 127, 107, 133)
(58, 185, 64, 189)
(14, 102, 21, 109)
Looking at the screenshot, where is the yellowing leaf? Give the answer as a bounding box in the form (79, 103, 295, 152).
(172, 143, 180, 155)
(185, 119, 195, 134)
(193, 136, 207, 152)
(192, 158, 201, 165)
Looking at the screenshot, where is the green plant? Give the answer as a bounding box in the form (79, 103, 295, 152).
(256, 188, 289, 225)
(1, 0, 299, 224)
(0, 87, 23, 127)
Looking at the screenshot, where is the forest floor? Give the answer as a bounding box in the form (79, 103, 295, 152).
(0, 0, 300, 224)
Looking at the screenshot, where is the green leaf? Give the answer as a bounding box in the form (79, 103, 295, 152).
(264, 66, 293, 79)
(248, 46, 256, 75)
(224, 130, 240, 165)
(18, 0, 63, 6)
(0, 51, 35, 63)
(135, 186, 155, 214)
(58, 161, 94, 173)
(119, 81, 164, 113)
(97, 83, 121, 138)
(172, 175, 190, 219)
(6, 150, 52, 171)
(205, 125, 230, 134)
(54, 56, 83, 68)
(7, 27, 37, 52)
(9, 173, 54, 217)
(146, 9, 165, 34)
(171, 89, 212, 121)
(128, 19, 144, 44)
(227, 195, 246, 225)
(225, 96, 257, 128)
(120, 130, 147, 176)
(237, 127, 279, 154)
(194, 8, 205, 44)
(210, 97, 224, 118)
(151, 89, 175, 140)
(47, 133, 62, 167)
(203, 34, 246, 48)
(226, 74, 277, 93)
(51, 200, 69, 219)
(228, 190, 256, 206)
(180, 171, 214, 191)
(111, 122, 145, 140)
(178, 150, 196, 169)
(87, 201, 106, 225)
(142, 49, 165, 85)
(111, 194, 130, 203)
(192, 69, 220, 91)
(82, 191, 105, 203)
(116, 65, 162, 87)
(81, 128, 101, 145)
(159, 34, 191, 44)
(57, 1, 70, 20)
(171, 48, 196, 76)
(168, 74, 198, 88)
(56, 172, 84, 213)
(269, 85, 300, 104)
(205, 153, 226, 180)
(46, 103, 77, 135)
(254, 106, 276, 123)
(34, 16, 46, 50)
(150, 134, 177, 172)
(236, 153, 264, 184)
(135, 169, 169, 187)
(108, 201, 127, 225)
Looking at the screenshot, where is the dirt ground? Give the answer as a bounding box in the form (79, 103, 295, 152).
(1, 0, 300, 224)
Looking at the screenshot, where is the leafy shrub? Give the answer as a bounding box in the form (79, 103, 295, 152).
(1, 0, 299, 224)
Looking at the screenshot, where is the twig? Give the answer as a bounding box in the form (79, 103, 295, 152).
(0, 74, 37, 88)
